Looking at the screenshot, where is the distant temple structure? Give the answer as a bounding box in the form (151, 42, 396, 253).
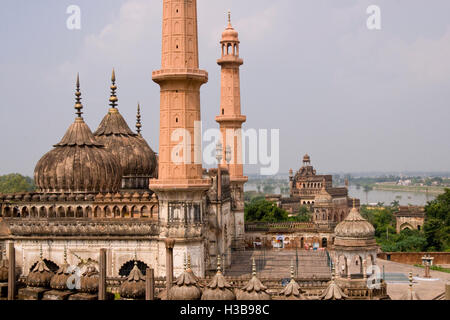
(394, 206, 426, 233)
(267, 154, 359, 223)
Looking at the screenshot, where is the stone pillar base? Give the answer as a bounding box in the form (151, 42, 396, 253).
(42, 290, 74, 300)
(18, 287, 50, 300)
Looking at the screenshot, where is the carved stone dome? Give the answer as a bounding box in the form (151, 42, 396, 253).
(34, 76, 122, 194)
(334, 206, 376, 247)
(168, 262, 202, 300)
(94, 72, 157, 190)
(221, 12, 239, 42)
(119, 261, 146, 299)
(315, 186, 333, 204)
(27, 258, 54, 288)
(202, 258, 235, 301)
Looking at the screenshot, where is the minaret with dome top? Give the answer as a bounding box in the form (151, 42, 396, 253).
(216, 11, 248, 247)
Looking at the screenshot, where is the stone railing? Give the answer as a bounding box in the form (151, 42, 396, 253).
(245, 222, 335, 233)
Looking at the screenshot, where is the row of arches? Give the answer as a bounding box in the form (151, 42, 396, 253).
(314, 209, 347, 223)
(221, 42, 239, 57)
(300, 182, 323, 189)
(1, 204, 158, 220)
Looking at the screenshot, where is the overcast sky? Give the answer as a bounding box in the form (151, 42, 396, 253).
(1, 0, 449, 176)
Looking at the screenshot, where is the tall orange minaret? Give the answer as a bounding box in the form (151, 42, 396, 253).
(215, 11, 248, 244)
(150, 0, 211, 277)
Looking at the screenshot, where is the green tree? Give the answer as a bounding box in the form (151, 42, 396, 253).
(245, 199, 289, 223)
(289, 205, 311, 222)
(0, 174, 35, 193)
(423, 188, 450, 251)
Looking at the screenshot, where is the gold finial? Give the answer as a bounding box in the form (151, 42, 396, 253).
(409, 272, 413, 288)
(227, 10, 231, 25)
(74, 73, 83, 119)
(136, 103, 142, 136)
(217, 255, 222, 274)
(331, 265, 336, 281)
(252, 258, 256, 277)
(109, 68, 118, 108)
(64, 246, 67, 264)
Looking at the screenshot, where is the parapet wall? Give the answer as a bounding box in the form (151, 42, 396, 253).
(378, 252, 450, 265)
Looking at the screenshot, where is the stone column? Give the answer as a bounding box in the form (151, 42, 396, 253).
(346, 257, 350, 280)
(165, 238, 175, 293)
(363, 259, 367, 280)
(8, 242, 15, 300)
(145, 268, 155, 301)
(98, 248, 107, 300)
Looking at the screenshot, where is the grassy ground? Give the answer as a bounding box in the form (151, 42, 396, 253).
(414, 264, 450, 274)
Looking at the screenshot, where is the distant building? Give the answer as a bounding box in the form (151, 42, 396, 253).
(394, 206, 426, 233)
(267, 154, 359, 223)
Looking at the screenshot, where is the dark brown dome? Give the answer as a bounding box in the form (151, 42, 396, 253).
(27, 258, 54, 288)
(202, 259, 235, 301)
(94, 73, 157, 190)
(236, 260, 271, 300)
(119, 261, 146, 299)
(80, 265, 99, 293)
(34, 76, 122, 194)
(168, 264, 202, 300)
(50, 262, 72, 290)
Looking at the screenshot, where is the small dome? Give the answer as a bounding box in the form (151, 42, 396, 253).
(94, 72, 157, 190)
(236, 260, 271, 300)
(34, 76, 122, 194)
(202, 258, 235, 301)
(27, 258, 54, 288)
(303, 154, 311, 162)
(80, 265, 99, 293)
(279, 266, 307, 300)
(168, 261, 202, 300)
(221, 12, 239, 42)
(50, 261, 72, 290)
(119, 261, 146, 299)
(315, 186, 333, 204)
(319, 272, 348, 300)
(334, 206, 376, 240)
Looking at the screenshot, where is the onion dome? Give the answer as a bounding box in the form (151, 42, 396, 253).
(94, 70, 157, 190)
(168, 256, 202, 300)
(27, 247, 54, 288)
(236, 259, 271, 300)
(279, 263, 307, 300)
(50, 248, 72, 290)
(80, 265, 99, 293)
(221, 11, 239, 41)
(202, 256, 235, 300)
(334, 203, 376, 246)
(303, 154, 311, 163)
(401, 272, 421, 300)
(119, 261, 146, 299)
(34, 74, 122, 194)
(319, 268, 348, 300)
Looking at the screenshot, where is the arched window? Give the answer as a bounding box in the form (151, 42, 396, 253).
(76, 207, 84, 218)
(322, 238, 328, 248)
(122, 206, 129, 218)
(119, 260, 149, 277)
(141, 206, 150, 218)
(21, 207, 29, 218)
(113, 206, 120, 218)
(67, 207, 75, 218)
(39, 207, 47, 218)
(131, 206, 139, 218)
(48, 206, 56, 218)
(105, 206, 112, 218)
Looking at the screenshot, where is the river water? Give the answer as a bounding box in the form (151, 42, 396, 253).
(245, 184, 436, 206)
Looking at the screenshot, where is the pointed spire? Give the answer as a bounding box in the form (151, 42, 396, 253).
(187, 254, 192, 270)
(183, 253, 187, 271)
(63, 246, 67, 264)
(109, 69, 118, 109)
(39, 244, 43, 260)
(227, 10, 232, 26)
(290, 260, 295, 280)
(136, 103, 142, 136)
(74, 73, 83, 119)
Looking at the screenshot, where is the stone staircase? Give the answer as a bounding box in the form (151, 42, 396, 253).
(225, 249, 331, 279)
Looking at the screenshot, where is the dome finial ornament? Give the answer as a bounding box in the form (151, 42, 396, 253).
(74, 73, 83, 119)
(227, 10, 231, 25)
(63, 245, 67, 264)
(290, 260, 295, 280)
(109, 68, 118, 109)
(217, 255, 222, 274)
(136, 103, 142, 136)
(252, 258, 256, 277)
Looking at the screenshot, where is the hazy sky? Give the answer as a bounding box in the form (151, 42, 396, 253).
(1, 0, 449, 176)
